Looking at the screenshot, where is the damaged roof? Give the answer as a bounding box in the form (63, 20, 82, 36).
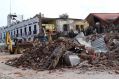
(85, 13, 119, 25)
(86, 13, 119, 21)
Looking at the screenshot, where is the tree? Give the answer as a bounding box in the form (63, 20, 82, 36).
(59, 13, 69, 19)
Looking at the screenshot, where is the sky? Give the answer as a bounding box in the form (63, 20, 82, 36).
(0, 0, 119, 26)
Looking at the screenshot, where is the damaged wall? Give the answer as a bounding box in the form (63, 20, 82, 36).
(56, 19, 88, 32)
(74, 20, 89, 30)
(56, 19, 74, 32)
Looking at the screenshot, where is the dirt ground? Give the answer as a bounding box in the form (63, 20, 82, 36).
(0, 52, 119, 79)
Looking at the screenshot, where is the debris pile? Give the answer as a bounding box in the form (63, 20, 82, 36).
(6, 33, 119, 71)
(6, 38, 84, 70)
(96, 33, 119, 70)
(79, 33, 119, 70)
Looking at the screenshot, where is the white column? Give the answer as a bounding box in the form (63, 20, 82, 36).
(31, 24, 34, 35)
(26, 26, 29, 36)
(36, 23, 39, 34)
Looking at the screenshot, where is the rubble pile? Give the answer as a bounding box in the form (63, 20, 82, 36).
(6, 38, 82, 70)
(96, 33, 119, 70)
(6, 33, 119, 71)
(80, 33, 119, 70)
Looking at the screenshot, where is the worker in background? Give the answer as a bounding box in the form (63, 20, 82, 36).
(40, 27, 48, 42)
(68, 29, 75, 38)
(95, 22, 104, 34)
(47, 30, 52, 42)
(86, 26, 93, 36)
(80, 25, 86, 35)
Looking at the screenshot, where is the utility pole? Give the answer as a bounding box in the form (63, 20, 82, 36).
(10, 0, 11, 14)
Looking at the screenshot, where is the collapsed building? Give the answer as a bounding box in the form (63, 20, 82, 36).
(85, 13, 119, 33)
(0, 13, 89, 42)
(1, 13, 119, 72)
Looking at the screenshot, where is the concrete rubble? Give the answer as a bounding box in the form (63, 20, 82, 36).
(5, 33, 119, 71)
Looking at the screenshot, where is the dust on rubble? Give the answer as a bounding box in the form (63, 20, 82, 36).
(4, 33, 119, 73)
